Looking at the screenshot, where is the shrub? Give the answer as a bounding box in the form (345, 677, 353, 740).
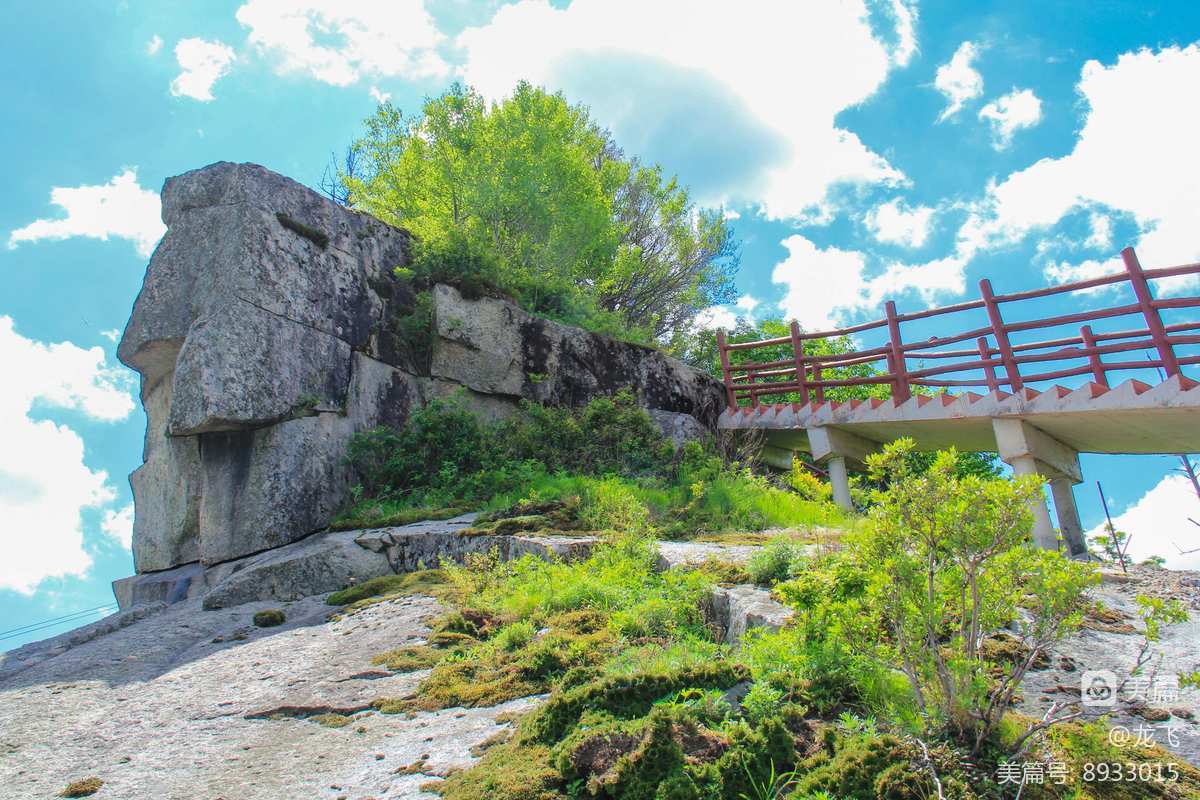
(740, 681, 785, 724)
(345, 396, 486, 499)
(745, 538, 804, 586)
(253, 609, 286, 627)
(861, 439, 1099, 754)
(580, 477, 651, 533)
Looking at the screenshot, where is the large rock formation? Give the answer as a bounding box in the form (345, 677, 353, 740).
(118, 162, 724, 578)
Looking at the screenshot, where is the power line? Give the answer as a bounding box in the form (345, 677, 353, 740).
(0, 604, 119, 642)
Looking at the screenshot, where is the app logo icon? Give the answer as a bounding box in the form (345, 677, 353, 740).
(1081, 670, 1118, 706)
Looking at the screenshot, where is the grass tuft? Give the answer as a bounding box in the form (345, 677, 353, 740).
(59, 778, 103, 798)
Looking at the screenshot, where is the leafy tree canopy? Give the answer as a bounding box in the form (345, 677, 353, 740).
(342, 82, 739, 343)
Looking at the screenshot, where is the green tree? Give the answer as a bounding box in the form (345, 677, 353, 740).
(344, 82, 737, 340)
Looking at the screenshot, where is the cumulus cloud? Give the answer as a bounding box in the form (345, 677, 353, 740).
(170, 37, 236, 101)
(978, 88, 1043, 148)
(934, 41, 983, 120)
(736, 295, 760, 314)
(1087, 473, 1200, 571)
(694, 295, 761, 332)
(146, 34, 163, 56)
(7, 169, 165, 258)
(101, 504, 134, 550)
(0, 317, 135, 593)
(455, 0, 910, 219)
(236, 0, 448, 86)
(866, 198, 935, 247)
(960, 45, 1200, 292)
(773, 235, 966, 330)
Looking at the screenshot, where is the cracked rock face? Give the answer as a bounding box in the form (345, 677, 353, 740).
(118, 162, 418, 572)
(118, 162, 723, 576)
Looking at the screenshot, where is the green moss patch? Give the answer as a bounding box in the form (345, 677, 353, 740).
(330, 504, 469, 532)
(326, 569, 452, 606)
(310, 713, 354, 729)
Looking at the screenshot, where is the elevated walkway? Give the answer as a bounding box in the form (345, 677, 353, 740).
(715, 248, 1200, 556)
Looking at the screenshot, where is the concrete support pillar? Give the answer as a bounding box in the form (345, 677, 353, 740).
(1049, 478, 1088, 558)
(808, 427, 877, 512)
(1006, 454, 1059, 550)
(992, 418, 1085, 552)
(828, 456, 852, 511)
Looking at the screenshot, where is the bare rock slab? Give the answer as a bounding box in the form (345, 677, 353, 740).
(0, 592, 532, 800)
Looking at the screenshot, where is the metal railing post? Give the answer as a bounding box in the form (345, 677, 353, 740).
(1122, 247, 1180, 377)
(788, 321, 810, 404)
(885, 301, 911, 402)
(716, 330, 737, 409)
(1079, 325, 1108, 387)
(980, 278, 1024, 391)
(976, 337, 999, 391)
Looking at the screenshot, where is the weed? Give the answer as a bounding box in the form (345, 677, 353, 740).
(275, 212, 329, 248)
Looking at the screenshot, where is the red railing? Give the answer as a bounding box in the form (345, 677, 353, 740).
(717, 248, 1200, 410)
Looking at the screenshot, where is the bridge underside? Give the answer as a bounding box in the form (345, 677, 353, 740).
(718, 375, 1200, 556)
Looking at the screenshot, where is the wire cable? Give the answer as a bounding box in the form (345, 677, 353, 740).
(0, 604, 119, 642)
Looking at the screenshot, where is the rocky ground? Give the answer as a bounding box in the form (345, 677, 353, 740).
(0, 528, 768, 800)
(1, 529, 1197, 800)
(1019, 564, 1200, 763)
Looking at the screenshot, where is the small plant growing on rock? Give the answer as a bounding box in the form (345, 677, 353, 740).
(59, 778, 103, 798)
(253, 609, 286, 627)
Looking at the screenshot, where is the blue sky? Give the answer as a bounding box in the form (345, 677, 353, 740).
(3, 0, 1200, 649)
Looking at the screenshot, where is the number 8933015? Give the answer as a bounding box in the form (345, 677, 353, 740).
(1082, 762, 1179, 783)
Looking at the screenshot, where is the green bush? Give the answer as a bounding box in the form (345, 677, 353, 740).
(252, 609, 286, 627)
(745, 538, 805, 586)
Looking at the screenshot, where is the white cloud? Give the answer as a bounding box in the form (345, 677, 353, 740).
(978, 88, 1043, 148)
(1043, 258, 1112, 288)
(887, 0, 918, 67)
(455, 0, 910, 219)
(7, 169, 165, 258)
(101, 504, 134, 550)
(962, 45, 1200, 293)
(694, 295, 761, 331)
(1087, 473, 1200, 571)
(369, 85, 391, 104)
(866, 198, 935, 247)
(735, 295, 760, 314)
(146, 34, 163, 56)
(934, 41, 983, 120)
(0, 317, 134, 594)
(1086, 212, 1112, 250)
(773, 235, 966, 330)
(236, 0, 448, 86)
(773, 236, 870, 330)
(171, 37, 236, 101)
(694, 306, 739, 331)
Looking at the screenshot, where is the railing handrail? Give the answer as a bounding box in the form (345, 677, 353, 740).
(717, 248, 1200, 409)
